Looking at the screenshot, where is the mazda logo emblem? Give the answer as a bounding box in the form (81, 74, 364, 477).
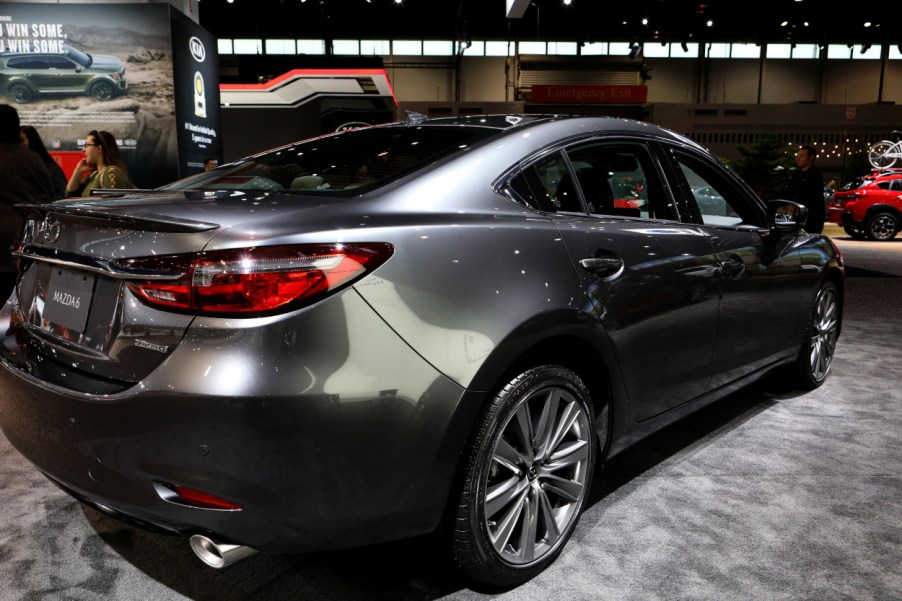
(41, 215, 60, 243)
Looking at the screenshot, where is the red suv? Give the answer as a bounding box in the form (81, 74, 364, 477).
(827, 170, 902, 240)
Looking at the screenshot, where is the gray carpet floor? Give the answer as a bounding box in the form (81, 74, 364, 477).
(1, 227, 901, 601)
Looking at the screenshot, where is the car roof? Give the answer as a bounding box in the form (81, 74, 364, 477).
(398, 112, 700, 147)
(866, 171, 902, 182)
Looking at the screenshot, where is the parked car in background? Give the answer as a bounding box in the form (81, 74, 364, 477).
(824, 183, 835, 206)
(827, 170, 902, 240)
(0, 44, 127, 103)
(0, 115, 843, 587)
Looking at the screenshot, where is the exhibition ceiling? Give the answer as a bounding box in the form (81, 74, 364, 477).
(197, 0, 893, 47)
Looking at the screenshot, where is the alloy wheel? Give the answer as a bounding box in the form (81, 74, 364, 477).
(868, 213, 898, 241)
(483, 384, 591, 565)
(808, 284, 839, 382)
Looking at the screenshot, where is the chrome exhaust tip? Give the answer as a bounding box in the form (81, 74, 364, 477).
(189, 534, 257, 569)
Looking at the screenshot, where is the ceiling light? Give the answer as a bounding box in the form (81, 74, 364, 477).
(781, 21, 789, 27)
(864, 21, 872, 27)
(642, 18, 648, 26)
(563, 0, 572, 5)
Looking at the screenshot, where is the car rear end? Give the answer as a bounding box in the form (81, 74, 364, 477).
(0, 192, 471, 553)
(828, 176, 873, 227)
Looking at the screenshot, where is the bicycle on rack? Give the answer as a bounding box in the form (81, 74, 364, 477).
(868, 131, 902, 168)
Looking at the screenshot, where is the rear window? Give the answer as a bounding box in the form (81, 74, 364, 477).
(160, 125, 499, 194)
(840, 178, 869, 191)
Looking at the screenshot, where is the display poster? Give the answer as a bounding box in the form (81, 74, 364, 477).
(169, 8, 221, 176)
(0, 3, 184, 188)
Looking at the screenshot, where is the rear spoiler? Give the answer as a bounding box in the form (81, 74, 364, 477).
(14, 203, 219, 233)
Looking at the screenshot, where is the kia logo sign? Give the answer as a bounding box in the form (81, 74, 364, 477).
(189, 37, 206, 62)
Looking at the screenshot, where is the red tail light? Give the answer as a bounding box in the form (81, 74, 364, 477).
(125, 243, 393, 316)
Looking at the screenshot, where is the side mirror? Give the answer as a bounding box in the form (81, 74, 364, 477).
(767, 199, 808, 232)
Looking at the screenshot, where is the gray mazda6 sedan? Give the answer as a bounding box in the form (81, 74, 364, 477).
(0, 114, 842, 586)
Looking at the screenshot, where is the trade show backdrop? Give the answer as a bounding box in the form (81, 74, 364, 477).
(0, 2, 220, 188)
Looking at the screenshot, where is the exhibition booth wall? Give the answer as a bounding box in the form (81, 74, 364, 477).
(0, 2, 220, 188)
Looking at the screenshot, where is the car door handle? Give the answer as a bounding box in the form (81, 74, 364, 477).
(579, 255, 623, 277)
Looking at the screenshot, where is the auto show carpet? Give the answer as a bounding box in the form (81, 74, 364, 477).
(1, 236, 901, 601)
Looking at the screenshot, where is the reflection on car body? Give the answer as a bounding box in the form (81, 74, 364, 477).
(0, 114, 843, 587)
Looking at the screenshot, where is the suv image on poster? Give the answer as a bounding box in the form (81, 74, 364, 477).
(0, 44, 127, 103)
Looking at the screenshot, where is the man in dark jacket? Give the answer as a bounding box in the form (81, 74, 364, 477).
(0, 104, 55, 304)
(787, 144, 826, 234)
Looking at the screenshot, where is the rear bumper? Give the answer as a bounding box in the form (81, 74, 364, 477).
(0, 291, 479, 553)
(827, 206, 861, 229)
(827, 205, 847, 225)
(840, 212, 862, 229)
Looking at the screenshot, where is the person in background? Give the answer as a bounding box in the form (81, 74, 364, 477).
(20, 125, 67, 200)
(66, 130, 134, 197)
(787, 144, 826, 234)
(0, 104, 54, 304)
(204, 157, 218, 170)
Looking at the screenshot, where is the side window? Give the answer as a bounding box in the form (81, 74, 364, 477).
(673, 151, 762, 227)
(518, 151, 585, 213)
(877, 181, 890, 190)
(565, 141, 677, 220)
(47, 56, 75, 70)
(7, 56, 48, 70)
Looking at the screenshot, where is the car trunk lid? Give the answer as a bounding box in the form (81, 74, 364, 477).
(2, 199, 223, 392)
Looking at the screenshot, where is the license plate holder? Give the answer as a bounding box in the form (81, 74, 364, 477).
(43, 267, 96, 333)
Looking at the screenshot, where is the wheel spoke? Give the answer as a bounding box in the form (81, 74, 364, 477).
(533, 389, 560, 460)
(539, 472, 585, 502)
(493, 437, 527, 475)
(541, 400, 581, 462)
(486, 474, 529, 519)
(545, 439, 590, 471)
(537, 486, 562, 545)
(814, 341, 827, 377)
(513, 403, 535, 463)
(489, 484, 530, 554)
(515, 490, 538, 563)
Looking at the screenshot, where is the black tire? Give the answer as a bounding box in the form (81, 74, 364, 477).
(8, 83, 32, 104)
(791, 280, 840, 390)
(865, 212, 899, 241)
(842, 225, 866, 240)
(445, 365, 598, 587)
(90, 81, 115, 101)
